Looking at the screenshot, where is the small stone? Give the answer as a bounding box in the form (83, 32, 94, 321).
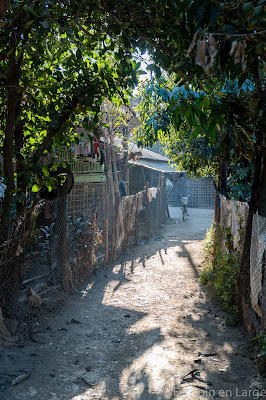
(81, 373, 97, 386)
(219, 366, 229, 372)
(194, 359, 202, 364)
(67, 318, 82, 324)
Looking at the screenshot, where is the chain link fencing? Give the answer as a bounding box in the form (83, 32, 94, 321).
(168, 177, 216, 209)
(0, 182, 167, 348)
(219, 195, 266, 332)
(250, 214, 266, 330)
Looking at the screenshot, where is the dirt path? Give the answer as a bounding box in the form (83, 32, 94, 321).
(1, 208, 264, 400)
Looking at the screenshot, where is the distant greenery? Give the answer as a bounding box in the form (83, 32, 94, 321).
(255, 331, 266, 358)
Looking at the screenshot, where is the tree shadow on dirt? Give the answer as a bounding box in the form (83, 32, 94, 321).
(2, 218, 259, 400)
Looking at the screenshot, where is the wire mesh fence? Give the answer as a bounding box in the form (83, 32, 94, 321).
(0, 182, 167, 347)
(250, 214, 266, 329)
(168, 177, 216, 209)
(219, 195, 266, 332)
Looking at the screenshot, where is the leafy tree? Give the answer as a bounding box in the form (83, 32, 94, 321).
(136, 77, 256, 198)
(0, 0, 143, 230)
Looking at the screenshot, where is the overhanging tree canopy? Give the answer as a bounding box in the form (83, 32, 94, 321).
(0, 0, 147, 226)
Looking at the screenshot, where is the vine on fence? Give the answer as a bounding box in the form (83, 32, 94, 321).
(201, 224, 240, 326)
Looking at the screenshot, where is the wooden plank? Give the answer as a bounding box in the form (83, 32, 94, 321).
(74, 174, 106, 183)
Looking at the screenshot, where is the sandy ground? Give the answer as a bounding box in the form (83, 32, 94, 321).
(1, 207, 265, 400)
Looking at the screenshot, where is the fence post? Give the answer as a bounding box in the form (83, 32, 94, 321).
(121, 198, 134, 252)
(134, 193, 141, 245)
(111, 194, 119, 262)
(145, 185, 151, 238)
(104, 216, 109, 263)
(156, 180, 161, 230)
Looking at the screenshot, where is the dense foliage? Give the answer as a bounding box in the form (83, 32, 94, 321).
(0, 0, 148, 224)
(201, 225, 240, 325)
(135, 76, 257, 200)
(134, 0, 265, 208)
(1, 0, 265, 220)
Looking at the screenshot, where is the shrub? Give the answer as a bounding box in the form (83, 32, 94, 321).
(201, 224, 240, 325)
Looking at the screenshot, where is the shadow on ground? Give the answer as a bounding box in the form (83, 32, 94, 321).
(1, 209, 261, 400)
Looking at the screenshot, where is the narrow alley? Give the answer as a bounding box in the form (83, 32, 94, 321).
(1, 208, 261, 400)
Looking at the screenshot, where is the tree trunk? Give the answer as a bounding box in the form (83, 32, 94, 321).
(14, 101, 26, 216)
(218, 158, 229, 198)
(258, 142, 266, 218)
(1, 32, 25, 232)
(1, 87, 17, 232)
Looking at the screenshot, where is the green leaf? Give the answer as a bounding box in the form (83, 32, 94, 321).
(32, 184, 41, 192)
(24, 20, 35, 30)
(242, 2, 252, 12)
(208, 120, 217, 144)
(40, 21, 49, 28)
(253, 5, 262, 16)
(51, 162, 60, 171)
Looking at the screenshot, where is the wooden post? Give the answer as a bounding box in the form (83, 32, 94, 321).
(111, 194, 119, 262)
(110, 130, 119, 194)
(158, 175, 166, 225)
(105, 130, 115, 210)
(134, 193, 141, 245)
(110, 130, 125, 237)
(145, 185, 151, 238)
(156, 173, 162, 229)
(162, 175, 167, 223)
(104, 216, 109, 263)
(121, 198, 134, 251)
(122, 126, 129, 195)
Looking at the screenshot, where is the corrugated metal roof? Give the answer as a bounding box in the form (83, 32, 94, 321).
(129, 159, 178, 173)
(111, 137, 181, 173)
(113, 137, 169, 161)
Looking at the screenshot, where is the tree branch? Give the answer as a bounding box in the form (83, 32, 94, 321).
(212, 30, 266, 38)
(39, 98, 79, 155)
(75, 19, 93, 37)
